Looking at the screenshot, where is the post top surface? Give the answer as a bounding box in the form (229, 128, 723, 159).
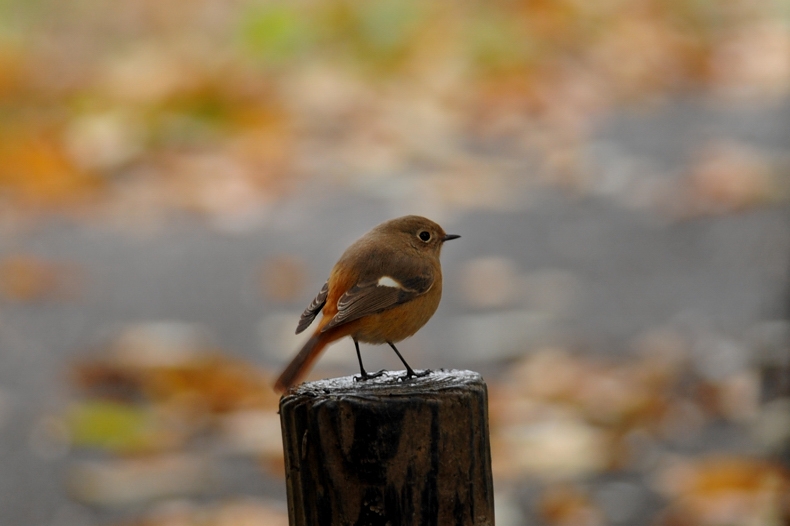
(281, 369, 485, 399)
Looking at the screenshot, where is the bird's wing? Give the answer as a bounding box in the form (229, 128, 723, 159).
(322, 263, 434, 331)
(295, 281, 329, 334)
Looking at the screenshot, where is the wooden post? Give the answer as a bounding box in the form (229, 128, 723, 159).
(279, 369, 495, 526)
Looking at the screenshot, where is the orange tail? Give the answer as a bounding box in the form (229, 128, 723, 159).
(274, 331, 333, 393)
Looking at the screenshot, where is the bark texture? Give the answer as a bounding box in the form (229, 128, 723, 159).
(279, 370, 494, 526)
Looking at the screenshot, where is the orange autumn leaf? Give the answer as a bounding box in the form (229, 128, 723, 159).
(0, 133, 102, 208)
(657, 456, 790, 525)
(538, 483, 604, 526)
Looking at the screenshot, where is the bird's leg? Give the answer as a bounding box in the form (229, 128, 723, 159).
(387, 341, 431, 380)
(353, 338, 385, 382)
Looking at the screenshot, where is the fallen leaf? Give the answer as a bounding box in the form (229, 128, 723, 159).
(0, 254, 81, 302)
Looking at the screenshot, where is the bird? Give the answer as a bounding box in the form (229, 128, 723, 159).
(274, 215, 460, 393)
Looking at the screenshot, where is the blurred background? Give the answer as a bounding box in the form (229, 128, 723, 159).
(1, 0, 790, 524)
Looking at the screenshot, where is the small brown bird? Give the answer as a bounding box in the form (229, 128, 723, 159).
(274, 215, 459, 393)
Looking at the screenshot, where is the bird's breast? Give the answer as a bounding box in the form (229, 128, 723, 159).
(351, 281, 443, 344)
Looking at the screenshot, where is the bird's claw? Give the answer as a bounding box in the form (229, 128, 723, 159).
(399, 369, 432, 382)
(354, 369, 386, 382)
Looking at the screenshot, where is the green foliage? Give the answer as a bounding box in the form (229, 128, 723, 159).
(466, 9, 536, 74)
(67, 401, 160, 453)
(240, 3, 314, 65)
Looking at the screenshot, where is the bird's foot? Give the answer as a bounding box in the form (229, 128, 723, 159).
(354, 369, 386, 382)
(399, 369, 432, 381)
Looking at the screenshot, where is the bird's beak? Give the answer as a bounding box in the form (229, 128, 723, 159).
(442, 234, 461, 242)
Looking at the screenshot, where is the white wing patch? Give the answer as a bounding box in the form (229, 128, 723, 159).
(377, 276, 403, 288)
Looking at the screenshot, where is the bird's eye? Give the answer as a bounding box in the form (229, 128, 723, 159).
(418, 231, 431, 242)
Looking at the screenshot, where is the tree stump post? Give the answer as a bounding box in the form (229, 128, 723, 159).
(279, 369, 495, 526)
